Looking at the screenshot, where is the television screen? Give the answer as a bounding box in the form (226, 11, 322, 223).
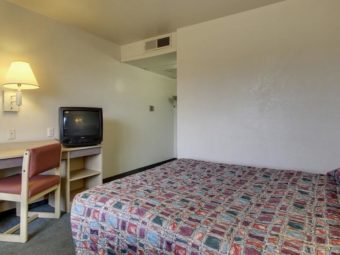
(63, 110, 100, 136)
(59, 107, 103, 147)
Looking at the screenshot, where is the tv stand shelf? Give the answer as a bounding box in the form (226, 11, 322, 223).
(61, 144, 103, 212)
(70, 169, 101, 182)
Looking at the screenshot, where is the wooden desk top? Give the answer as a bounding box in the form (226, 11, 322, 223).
(0, 140, 102, 160)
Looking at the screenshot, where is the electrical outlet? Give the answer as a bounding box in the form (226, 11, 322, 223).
(47, 127, 55, 138)
(8, 129, 16, 140)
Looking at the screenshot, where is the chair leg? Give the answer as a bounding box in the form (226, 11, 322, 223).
(54, 185, 61, 219)
(19, 200, 28, 243)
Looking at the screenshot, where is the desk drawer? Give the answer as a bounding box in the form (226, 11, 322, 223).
(0, 157, 23, 169)
(68, 147, 101, 159)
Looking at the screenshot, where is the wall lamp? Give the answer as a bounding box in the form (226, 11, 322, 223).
(2, 61, 39, 110)
(169, 95, 177, 108)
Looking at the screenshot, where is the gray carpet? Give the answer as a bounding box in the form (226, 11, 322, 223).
(0, 205, 75, 255)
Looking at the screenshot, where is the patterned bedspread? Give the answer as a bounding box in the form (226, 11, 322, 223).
(71, 159, 340, 255)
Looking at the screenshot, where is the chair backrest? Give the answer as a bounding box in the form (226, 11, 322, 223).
(27, 143, 62, 178)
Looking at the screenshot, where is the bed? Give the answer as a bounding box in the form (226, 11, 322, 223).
(71, 159, 340, 255)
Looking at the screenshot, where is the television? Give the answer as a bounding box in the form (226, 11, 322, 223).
(59, 107, 103, 147)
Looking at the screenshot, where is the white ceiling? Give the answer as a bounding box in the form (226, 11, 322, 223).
(7, 0, 284, 45)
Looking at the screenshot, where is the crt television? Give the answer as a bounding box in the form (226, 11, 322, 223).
(59, 107, 103, 147)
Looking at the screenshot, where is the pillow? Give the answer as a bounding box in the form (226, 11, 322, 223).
(327, 168, 340, 185)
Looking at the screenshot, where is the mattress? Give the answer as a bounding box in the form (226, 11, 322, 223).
(71, 159, 340, 255)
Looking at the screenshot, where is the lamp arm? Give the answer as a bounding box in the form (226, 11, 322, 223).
(16, 83, 22, 106)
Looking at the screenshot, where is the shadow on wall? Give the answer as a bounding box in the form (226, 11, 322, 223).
(103, 119, 133, 178)
(102, 119, 122, 178)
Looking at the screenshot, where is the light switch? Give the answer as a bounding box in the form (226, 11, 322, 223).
(47, 127, 55, 137)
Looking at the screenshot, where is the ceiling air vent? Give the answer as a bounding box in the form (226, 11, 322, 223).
(145, 36, 171, 51)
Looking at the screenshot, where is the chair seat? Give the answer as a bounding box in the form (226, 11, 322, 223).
(0, 174, 60, 198)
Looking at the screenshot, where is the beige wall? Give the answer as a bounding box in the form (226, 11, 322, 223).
(0, 1, 176, 178)
(177, 0, 340, 173)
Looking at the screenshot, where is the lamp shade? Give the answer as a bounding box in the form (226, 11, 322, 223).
(3, 61, 39, 90)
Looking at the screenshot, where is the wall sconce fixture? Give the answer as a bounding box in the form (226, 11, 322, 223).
(169, 95, 177, 108)
(2, 61, 39, 111)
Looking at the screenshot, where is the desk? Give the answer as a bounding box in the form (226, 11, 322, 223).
(0, 140, 103, 212)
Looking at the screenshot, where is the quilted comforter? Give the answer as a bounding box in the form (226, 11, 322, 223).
(71, 159, 340, 255)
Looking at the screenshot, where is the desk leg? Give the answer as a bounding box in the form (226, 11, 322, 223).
(16, 202, 20, 216)
(66, 153, 71, 213)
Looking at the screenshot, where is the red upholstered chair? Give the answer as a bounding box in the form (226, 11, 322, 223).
(0, 143, 62, 243)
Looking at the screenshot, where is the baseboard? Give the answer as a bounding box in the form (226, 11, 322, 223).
(103, 158, 177, 183)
